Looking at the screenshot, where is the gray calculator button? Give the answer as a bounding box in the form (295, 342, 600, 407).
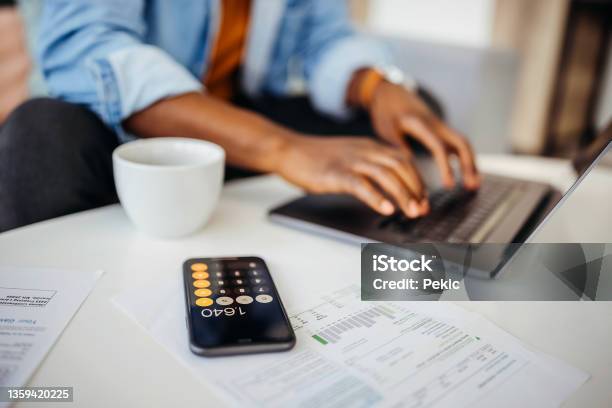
(216, 296, 234, 306)
(236, 295, 253, 305)
(255, 294, 273, 304)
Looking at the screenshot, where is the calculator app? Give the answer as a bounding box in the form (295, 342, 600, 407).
(184, 257, 294, 351)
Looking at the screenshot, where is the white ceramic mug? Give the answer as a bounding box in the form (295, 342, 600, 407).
(112, 138, 225, 238)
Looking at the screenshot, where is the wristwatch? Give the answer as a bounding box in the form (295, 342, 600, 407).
(374, 65, 418, 91)
(357, 65, 418, 108)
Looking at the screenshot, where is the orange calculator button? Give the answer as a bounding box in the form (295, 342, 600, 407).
(191, 263, 208, 272)
(193, 280, 211, 288)
(195, 298, 213, 307)
(194, 288, 212, 297)
(192, 271, 209, 280)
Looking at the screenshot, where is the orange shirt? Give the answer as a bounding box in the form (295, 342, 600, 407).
(204, 0, 252, 100)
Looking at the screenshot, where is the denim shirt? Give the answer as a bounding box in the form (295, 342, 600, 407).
(37, 0, 392, 141)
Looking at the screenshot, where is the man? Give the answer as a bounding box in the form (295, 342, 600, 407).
(0, 0, 479, 232)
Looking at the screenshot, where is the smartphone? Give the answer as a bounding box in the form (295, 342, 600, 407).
(183, 256, 296, 356)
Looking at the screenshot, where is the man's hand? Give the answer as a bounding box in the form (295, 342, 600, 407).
(126, 93, 428, 218)
(368, 80, 480, 190)
(126, 81, 480, 220)
(278, 136, 429, 218)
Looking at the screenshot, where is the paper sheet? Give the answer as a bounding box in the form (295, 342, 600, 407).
(0, 267, 102, 396)
(114, 280, 588, 408)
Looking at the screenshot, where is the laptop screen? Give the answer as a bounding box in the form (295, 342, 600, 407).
(528, 141, 612, 243)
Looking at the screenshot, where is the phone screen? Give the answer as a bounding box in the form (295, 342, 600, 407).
(183, 256, 295, 356)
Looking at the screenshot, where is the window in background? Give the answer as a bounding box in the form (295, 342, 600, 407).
(365, 0, 496, 48)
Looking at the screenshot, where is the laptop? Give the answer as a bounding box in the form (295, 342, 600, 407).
(269, 140, 611, 277)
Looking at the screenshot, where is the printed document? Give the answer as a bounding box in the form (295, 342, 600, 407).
(0, 267, 102, 393)
(114, 281, 588, 407)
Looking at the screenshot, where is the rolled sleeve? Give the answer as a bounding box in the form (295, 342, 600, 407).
(89, 45, 202, 141)
(38, 0, 202, 142)
(309, 35, 392, 120)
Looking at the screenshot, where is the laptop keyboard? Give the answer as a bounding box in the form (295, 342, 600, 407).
(378, 179, 522, 243)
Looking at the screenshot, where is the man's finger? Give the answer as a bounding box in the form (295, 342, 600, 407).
(432, 120, 480, 190)
(399, 115, 455, 188)
(353, 162, 421, 218)
(341, 173, 395, 216)
(368, 146, 426, 202)
(372, 114, 414, 159)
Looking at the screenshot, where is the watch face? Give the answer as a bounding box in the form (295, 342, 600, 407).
(384, 66, 406, 85)
(377, 65, 417, 90)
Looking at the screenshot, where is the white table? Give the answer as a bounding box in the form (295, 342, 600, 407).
(1, 155, 611, 407)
